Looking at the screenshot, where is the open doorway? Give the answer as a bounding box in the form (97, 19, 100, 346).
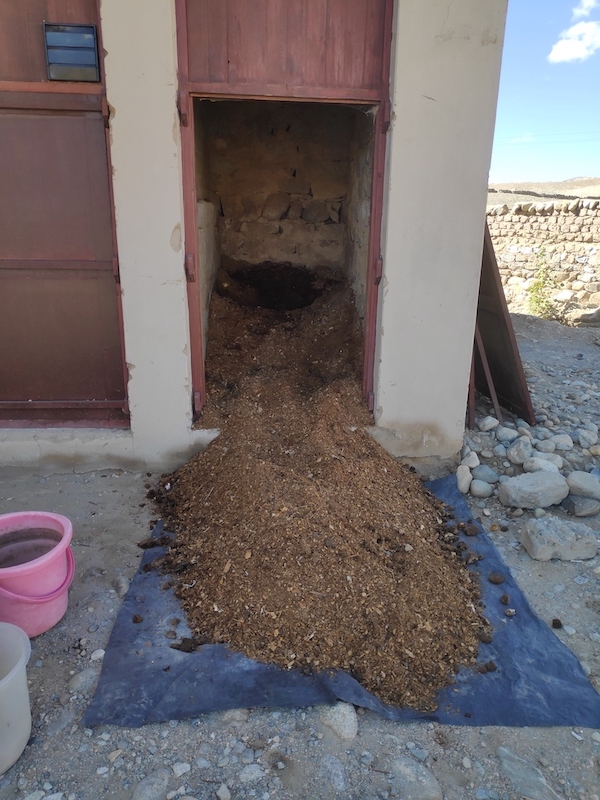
(191, 98, 376, 409)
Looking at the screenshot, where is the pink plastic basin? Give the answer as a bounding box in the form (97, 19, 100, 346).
(0, 512, 75, 637)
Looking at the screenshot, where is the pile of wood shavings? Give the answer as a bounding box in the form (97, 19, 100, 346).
(155, 267, 486, 709)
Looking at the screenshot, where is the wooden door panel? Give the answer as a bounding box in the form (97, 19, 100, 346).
(0, 108, 126, 419)
(0, 111, 113, 261)
(0, 269, 125, 402)
(185, 0, 390, 98)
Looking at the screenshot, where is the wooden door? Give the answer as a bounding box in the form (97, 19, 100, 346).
(177, 0, 393, 412)
(0, 1, 127, 425)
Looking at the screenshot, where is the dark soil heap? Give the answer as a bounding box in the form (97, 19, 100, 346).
(155, 263, 486, 710)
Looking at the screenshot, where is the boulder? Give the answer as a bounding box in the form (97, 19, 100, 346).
(507, 436, 534, 465)
(523, 457, 560, 474)
(562, 495, 600, 517)
(566, 471, 600, 500)
(498, 473, 569, 509)
(520, 517, 598, 561)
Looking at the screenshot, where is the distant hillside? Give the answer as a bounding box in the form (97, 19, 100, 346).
(487, 177, 600, 208)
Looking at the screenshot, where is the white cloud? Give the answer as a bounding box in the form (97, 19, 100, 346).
(572, 0, 599, 20)
(548, 20, 600, 62)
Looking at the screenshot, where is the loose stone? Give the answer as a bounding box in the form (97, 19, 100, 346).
(319, 702, 358, 741)
(478, 416, 500, 432)
(497, 747, 561, 800)
(523, 457, 560, 474)
(535, 439, 556, 453)
(520, 517, 598, 561)
(461, 451, 481, 468)
(577, 429, 598, 448)
(390, 756, 443, 800)
(507, 437, 534, 465)
(472, 465, 500, 483)
(131, 770, 170, 800)
(551, 433, 574, 451)
(495, 426, 520, 444)
(566, 471, 600, 500)
(216, 785, 231, 800)
(456, 464, 473, 494)
(562, 495, 600, 517)
(239, 764, 264, 784)
(498, 472, 569, 509)
(470, 480, 493, 498)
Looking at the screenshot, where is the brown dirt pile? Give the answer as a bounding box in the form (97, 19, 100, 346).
(155, 265, 486, 709)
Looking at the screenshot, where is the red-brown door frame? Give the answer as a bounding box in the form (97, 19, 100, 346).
(175, 0, 393, 417)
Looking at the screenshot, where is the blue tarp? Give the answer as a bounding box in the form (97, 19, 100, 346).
(84, 475, 600, 728)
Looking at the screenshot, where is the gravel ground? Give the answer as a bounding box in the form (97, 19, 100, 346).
(1, 314, 600, 800)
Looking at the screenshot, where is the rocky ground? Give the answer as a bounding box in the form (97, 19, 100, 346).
(1, 313, 600, 800)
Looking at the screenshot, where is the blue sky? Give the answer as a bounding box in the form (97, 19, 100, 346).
(489, 0, 600, 183)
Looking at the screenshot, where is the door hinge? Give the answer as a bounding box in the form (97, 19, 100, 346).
(367, 391, 375, 412)
(193, 391, 202, 414)
(184, 253, 196, 282)
(374, 254, 383, 285)
(381, 98, 391, 133)
(177, 90, 189, 127)
(101, 95, 110, 128)
(112, 256, 120, 284)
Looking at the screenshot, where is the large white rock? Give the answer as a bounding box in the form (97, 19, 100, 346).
(520, 517, 598, 561)
(498, 473, 569, 509)
(566, 471, 600, 500)
(507, 436, 534, 465)
(523, 457, 560, 474)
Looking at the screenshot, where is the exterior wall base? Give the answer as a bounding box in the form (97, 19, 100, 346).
(0, 428, 218, 474)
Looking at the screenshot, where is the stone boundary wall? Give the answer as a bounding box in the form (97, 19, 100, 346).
(487, 198, 600, 314)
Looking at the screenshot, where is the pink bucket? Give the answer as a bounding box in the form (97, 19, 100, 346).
(0, 512, 75, 638)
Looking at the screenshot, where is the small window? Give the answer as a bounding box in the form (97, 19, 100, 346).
(44, 23, 100, 82)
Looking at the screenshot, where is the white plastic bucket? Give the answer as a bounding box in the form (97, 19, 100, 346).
(0, 622, 32, 774)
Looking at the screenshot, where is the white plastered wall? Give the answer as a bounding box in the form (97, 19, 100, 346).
(374, 0, 508, 456)
(0, 0, 508, 471)
(99, 0, 214, 469)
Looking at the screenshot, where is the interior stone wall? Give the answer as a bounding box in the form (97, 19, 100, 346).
(196, 100, 372, 317)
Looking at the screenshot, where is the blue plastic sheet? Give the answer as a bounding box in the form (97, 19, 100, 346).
(84, 475, 600, 728)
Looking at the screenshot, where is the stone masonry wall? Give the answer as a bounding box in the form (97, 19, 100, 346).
(487, 199, 600, 315)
